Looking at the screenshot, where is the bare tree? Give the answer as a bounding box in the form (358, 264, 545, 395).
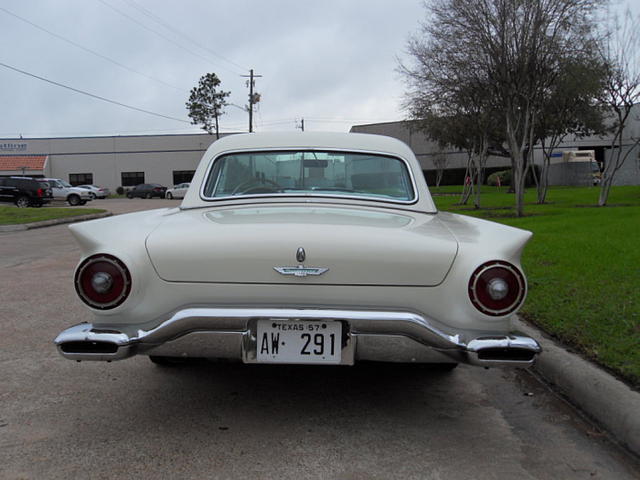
(596, 9, 640, 206)
(402, 18, 499, 209)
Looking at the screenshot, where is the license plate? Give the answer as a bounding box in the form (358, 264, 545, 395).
(256, 320, 342, 364)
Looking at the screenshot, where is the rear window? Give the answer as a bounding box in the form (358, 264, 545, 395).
(203, 150, 415, 203)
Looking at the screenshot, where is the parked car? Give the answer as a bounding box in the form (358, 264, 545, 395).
(54, 132, 541, 369)
(77, 184, 110, 199)
(0, 176, 53, 207)
(42, 178, 92, 206)
(165, 182, 190, 199)
(126, 183, 167, 199)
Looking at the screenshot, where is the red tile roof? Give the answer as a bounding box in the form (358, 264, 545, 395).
(0, 155, 47, 171)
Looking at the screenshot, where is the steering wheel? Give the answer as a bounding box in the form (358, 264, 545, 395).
(231, 178, 282, 195)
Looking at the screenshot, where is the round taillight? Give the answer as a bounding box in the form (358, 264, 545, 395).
(75, 254, 131, 310)
(468, 261, 526, 316)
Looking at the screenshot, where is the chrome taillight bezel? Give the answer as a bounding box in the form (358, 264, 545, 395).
(74, 254, 132, 310)
(468, 260, 526, 316)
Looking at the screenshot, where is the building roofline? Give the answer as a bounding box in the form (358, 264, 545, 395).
(0, 132, 243, 142)
(350, 119, 411, 129)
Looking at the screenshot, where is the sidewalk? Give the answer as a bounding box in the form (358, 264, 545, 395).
(515, 317, 640, 457)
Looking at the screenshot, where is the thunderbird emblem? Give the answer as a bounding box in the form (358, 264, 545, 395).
(274, 247, 328, 277)
(274, 266, 329, 277)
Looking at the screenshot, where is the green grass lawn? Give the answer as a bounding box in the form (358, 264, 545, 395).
(434, 185, 640, 387)
(0, 205, 106, 225)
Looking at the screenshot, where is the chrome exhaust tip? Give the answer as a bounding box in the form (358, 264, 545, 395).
(54, 323, 135, 361)
(59, 340, 119, 355)
(466, 334, 541, 367)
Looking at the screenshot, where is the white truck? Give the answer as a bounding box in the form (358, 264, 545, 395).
(42, 178, 93, 206)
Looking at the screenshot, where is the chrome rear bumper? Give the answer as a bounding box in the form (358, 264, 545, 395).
(54, 307, 541, 367)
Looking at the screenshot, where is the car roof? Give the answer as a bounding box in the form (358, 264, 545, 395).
(208, 132, 415, 156)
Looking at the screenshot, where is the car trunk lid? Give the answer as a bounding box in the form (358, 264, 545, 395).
(146, 205, 458, 286)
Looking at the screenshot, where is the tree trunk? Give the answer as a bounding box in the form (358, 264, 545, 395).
(598, 133, 640, 206)
(436, 169, 443, 188)
(474, 169, 482, 209)
(598, 175, 614, 206)
(514, 161, 527, 217)
(459, 154, 473, 205)
(460, 179, 473, 205)
(537, 158, 550, 204)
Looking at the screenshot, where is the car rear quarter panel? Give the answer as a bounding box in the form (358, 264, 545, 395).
(68, 207, 531, 336)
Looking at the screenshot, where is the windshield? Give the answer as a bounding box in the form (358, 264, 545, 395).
(61, 180, 72, 187)
(203, 150, 415, 202)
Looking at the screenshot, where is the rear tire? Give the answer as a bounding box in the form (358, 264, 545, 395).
(89, 192, 96, 199)
(145, 192, 152, 199)
(149, 355, 197, 367)
(431, 363, 458, 372)
(15, 196, 30, 208)
(68, 194, 81, 206)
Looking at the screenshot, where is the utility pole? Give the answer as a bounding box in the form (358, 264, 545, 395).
(241, 69, 262, 133)
(296, 118, 305, 131)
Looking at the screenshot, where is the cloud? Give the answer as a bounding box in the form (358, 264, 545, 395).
(0, 0, 422, 137)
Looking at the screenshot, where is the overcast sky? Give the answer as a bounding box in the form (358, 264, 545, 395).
(0, 0, 429, 138)
(1, 1, 638, 139)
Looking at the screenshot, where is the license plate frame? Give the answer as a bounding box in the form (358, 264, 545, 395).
(255, 319, 343, 364)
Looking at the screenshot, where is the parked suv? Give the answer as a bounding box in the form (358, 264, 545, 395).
(42, 178, 92, 206)
(126, 183, 167, 199)
(0, 177, 53, 207)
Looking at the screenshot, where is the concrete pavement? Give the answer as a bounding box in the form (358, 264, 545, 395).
(1, 198, 638, 479)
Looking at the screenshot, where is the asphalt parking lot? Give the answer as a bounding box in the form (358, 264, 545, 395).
(1, 198, 639, 480)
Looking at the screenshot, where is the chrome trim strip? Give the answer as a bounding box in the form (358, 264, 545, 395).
(54, 307, 541, 366)
(198, 147, 419, 205)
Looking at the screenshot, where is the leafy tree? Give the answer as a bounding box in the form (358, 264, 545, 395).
(432, 151, 449, 188)
(402, 0, 602, 216)
(186, 73, 230, 139)
(534, 56, 608, 203)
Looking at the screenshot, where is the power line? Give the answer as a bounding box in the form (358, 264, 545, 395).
(0, 60, 190, 124)
(0, 6, 183, 92)
(123, 0, 249, 73)
(96, 0, 244, 77)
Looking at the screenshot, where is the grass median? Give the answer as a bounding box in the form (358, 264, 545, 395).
(433, 185, 640, 387)
(0, 205, 106, 225)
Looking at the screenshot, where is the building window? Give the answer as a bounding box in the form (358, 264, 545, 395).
(173, 170, 195, 185)
(121, 171, 144, 187)
(69, 173, 93, 186)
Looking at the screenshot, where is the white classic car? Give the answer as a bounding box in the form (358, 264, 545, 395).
(55, 132, 540, 368)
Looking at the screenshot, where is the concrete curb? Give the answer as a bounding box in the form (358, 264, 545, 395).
(514, 317, 640, 457)
(0, 212, 112, 232)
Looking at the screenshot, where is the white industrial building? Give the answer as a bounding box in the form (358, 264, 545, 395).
(1, 107, 638, 189)
(351, 105, 640, 187)
(0, 133, 220, 190)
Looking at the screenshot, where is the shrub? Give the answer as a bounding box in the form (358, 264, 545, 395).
(487, 170, 511, 186)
